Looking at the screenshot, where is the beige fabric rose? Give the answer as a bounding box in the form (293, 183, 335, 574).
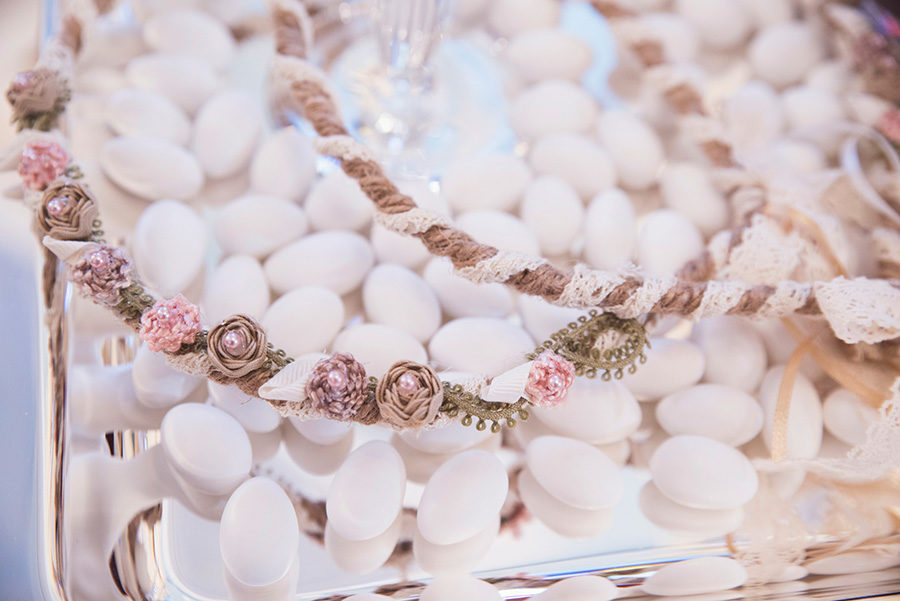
(207, 314, 269, 378)
(376, 361, 443, 428)
(6, 68, 68, 131)
(37, 180, 98, 240)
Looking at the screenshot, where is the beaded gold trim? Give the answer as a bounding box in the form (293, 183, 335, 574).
(439, 384, 530, 433)
(527, 310, 650, 381)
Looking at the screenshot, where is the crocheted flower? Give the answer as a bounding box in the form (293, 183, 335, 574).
(6, 68, 69, 131)
(19, 140, 70, 191)
(140, 295, 203, 353)
(69, 244, 134, 305)
(36, 180, 98, 240)
(306, 353, 370, 421)
(877, 108, 900, 144)
(376, 361, 443, 428)
(207, 315, 268, 378)
(525, 351, 575, 408)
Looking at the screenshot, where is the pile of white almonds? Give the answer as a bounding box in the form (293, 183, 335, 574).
(24, 0, 899, 600)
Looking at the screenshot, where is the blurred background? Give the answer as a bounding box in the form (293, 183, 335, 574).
(0, 1, 45, 599)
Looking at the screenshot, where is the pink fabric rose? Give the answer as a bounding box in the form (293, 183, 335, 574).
(525, 351, 575, 408)
(140, 295, 203, 353)
(18, 140, 70, 191)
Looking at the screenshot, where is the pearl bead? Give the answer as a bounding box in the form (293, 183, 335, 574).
(222, 329, 247, 356)
(327, 369, 347, 390)
(156, 306, 171, 321)
(89, 250, 109, 272)
(397, 372, 419, 395)
(547, 374, 564, 392)
(47, 197, 70, 216)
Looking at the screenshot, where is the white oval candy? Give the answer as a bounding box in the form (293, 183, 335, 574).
(133, 200, 208, 297)
(759, 366, 823, 459)
(487, 0, 560, 38)
(202, 255, 270, 325)
(126, 53, 218, 114)
(215, 194, 308, 258)
(418, 450, 508, 545)
(400, 419, 494, 454)
(363, 264, 441, 342)
(507, 29, 591, 82)
(597, 110, 663, 190)
(443, 154, 532, 212)
(823, 388, 876, 447)
(675, 0, 750, 49)
(511, 80, 597, 140)
(193, 90, 262, 178)
(532, 379, 641, 444)
(306, 169, 374, 231)
(414, 518, 498, 576)
(264, 231, 374, 295)
(518, 294, 584, 342)
(289, 417, 352, 446)
(346, 594, 391, 601)
(621, 338, 705, 400)
(530, 133, 616, 199)
(421, 576, 502, 601)
(100, 137, 204, 201)
(518, 467, 614, 538)
(749, 23, 823, 88)
(106, 88, 191, 146)
(651, 435, 758, 510)
(521, 177, 584, 255)
(643, 557, 748, 596)
(144, 9, 236, 70)
(132, 343, 201, 409)
(208, 381, 282, 433)
(429, 318, 533, 377)
(220, 478, 298, 587)
(250, 127, 317, 201)
(660, 163, 728, 237)
(161, 403, 251, 494)
(327, 441, 406, 541)
(583, 188, 636, 270)
(262, 287, 344, 356)
(657, 384, 763, 447)
(455, 208, 541, 258)
(527, 436, 624, 510)
(535, 576, 618, 601)
(693, 317, 767, 392)
(639, 481, 743, 537)
(324, 514, 401, 575)
(637, 209, 704, 276)
(333, 323, 427, 377)
(770, 139, 826, 173)
(424, 258, 513, 319)
(640, 13, 699, 62)
(282, 419, 354, 475)
(722, 80, 784, 150)
(806, 548, 900, 575)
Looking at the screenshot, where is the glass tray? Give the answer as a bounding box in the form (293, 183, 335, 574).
(29, 0, 900, 599)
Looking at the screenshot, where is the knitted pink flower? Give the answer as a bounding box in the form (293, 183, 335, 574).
(877, 108, 900, 144)
(525, 351, 575, 408)
(18, 140, 70, 191)
(140, 295, 203, 353)
(69, 244, 134, 305)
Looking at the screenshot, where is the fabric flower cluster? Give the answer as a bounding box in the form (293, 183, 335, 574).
(525, 351, 575, 408)
(139, 295, 203, 353)
(69, 244, 134, 305)
(376, 360, 444, 428)
(207, 315, 268, 378)
(36, 180, 98, 240)
(19, 140, 69, 191)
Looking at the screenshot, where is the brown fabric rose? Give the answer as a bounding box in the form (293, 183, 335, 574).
(6, 68, 69, 131)
(207, 315, 269, 378)
(305, 353, 370, 421)
(375, 361, 443, 428)
(36, 180, 98, 240)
